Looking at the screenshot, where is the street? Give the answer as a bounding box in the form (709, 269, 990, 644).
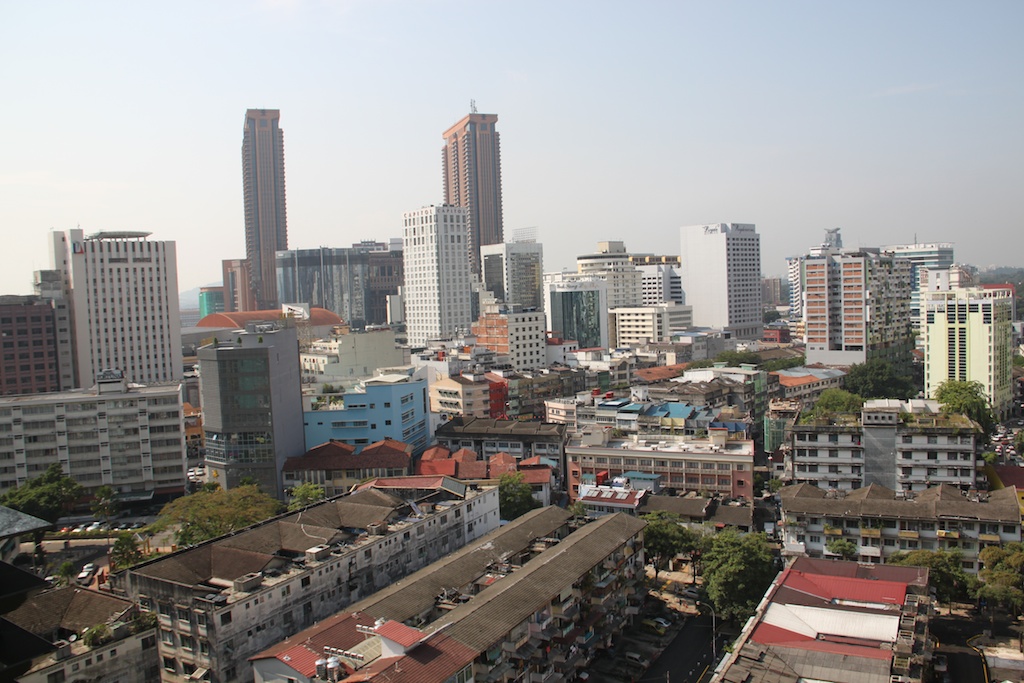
(645, 614, 718, 683)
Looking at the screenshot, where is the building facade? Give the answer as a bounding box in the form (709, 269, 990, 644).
(0, 370, 186, 498)
(679, 223, 762, 339)
(780, 483, 1020, 573)
(576, 241, 643, 309)
(881, 242, 954, 338)
(221, 259, 255, 314)
(611, 303, 692, 348)
(50, 229, 182, 388)
(470, 306, 547, 372)
(303, 374, 429, 452)
(242, 108, 288, 310)
(0, 295, 66, 395)
(402, 205, 474, 347)
(788, 399, 981, 492)
(198, 287, 225, 318)
(802, 248, 913, 369)
(480, 239, 544, 311)
(198, 323, 305, 498)
(545, 275, 609, 350)
(275, 241, 404, 327)
(442, 111, 503, 274)
(922, 287, 1014, 419)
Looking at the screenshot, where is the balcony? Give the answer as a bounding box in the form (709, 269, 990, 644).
(898, 530, 919, 540)
(824, 527, 844, 536)
(783, 541, 806, 556)
(860, 528, 881, 538)
(858, 545, 882, 557)
(936, 529, 960, 540)
(979, 533, 1002, 543)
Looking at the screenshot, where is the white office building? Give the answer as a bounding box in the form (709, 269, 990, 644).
(402, 205, 474, 347)
(638, 263, 684, 306)
(50, 229, 182, 388)
(480, 239, 544, 310)
(680, 223, 762, 339)
(576, 241, 643, 309)
(611, 303, 693, 348)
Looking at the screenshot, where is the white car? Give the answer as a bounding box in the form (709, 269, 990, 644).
(624, 652, 650, 668)
(77, 563, 97, 583)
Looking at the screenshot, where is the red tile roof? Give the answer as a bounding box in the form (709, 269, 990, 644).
(283, 439, 409, 473)
(775, 374, 821, 388)
(420, 445, 451, 461)
(518, 466, 553, 485)
(343, 632, 477, 683)
(197, 308, 343, 328)
(355, 475, 447, 491)
(451, 448, 478, 463)
(416, 460, 457, 477)
(361, 438, 414, 459)
(634, 363, 689, 382)
(456, 460, 487, 480)
(375, 620, 424, 648)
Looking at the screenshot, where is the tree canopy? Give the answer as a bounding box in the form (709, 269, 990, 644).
(157, 484, 284, 546)
(642, 512, 686, 579)
(701, 530, 777, 620)
(887, 549, 974, 604)
(977, 543, 1024, 613)
(110, 532, 145, 570)
(806, 388, 865, 421)
(91, 485, 118, 525)
(288, 482, 327, 511)
(825, 538, 858, 561)
(498, 472, 540, 521)
(843, 359, 916, 400)
(934, 380, 996, 438)
(0, 463, 82, 525)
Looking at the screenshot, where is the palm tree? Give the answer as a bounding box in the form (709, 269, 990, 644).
(91, 485, 118, 549)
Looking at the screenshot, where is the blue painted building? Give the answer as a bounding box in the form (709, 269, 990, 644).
(303, 374, 429, 453)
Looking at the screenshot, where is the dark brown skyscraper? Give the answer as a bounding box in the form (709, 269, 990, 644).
(242, 108, 288, 310)
(442, 110, 503, 274)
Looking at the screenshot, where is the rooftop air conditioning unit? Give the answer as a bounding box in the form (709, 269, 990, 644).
(233, 572, 263, 593)
(306, 545, 331, 562)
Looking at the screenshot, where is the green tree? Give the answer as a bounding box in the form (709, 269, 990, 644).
(808, 388, 865, 420)
(82, 624, 111, 647)
(887, 549, 973, 606)
(934, 380, 996, 438)
(567, 500, 588, 520)
(982, 451, 998, 466)
(843, 359, 915, 400)
(56, 560, 76, 586)
(826, 537, 858, 561)
(761, 355, 807, 372)
(642, 512, 686, 580)
(91, 484, 118, 548)
(0, 463, 83, 525)
(767, 478, 785, 493)
(679, 524, 714, 581)
(714, 351, 762, 367)
(763, 310, 782, 324)
(1013, 354, 1024, 368)
(110, 532, 145, 570)
(977, 543, 1024, 615)
(156, 484, 284, 546)
(498, 472, 540, 521)
(288, 482, 327, 511)
(1016, 431, 1024, 452)
(701, 530, 777, 620)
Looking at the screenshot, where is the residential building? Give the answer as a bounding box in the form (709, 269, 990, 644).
(118, 478, 500, 683)
(0, 370, 186, 499)
(442, 111, 503, 274)
(299, 328, 407, 387)
(640, 493, 755, 531)
(636, 261, 684, 306)
(771, 365, 846, 408)
(761, 275, 784, 308)
(430, 373, 492, 420)
(303, 374, 428, 451)
(275, 241, 404, 327)
(480, 239, 544, 310)
(779, 484, 1020, 573)
(764, 399, 802, 454)
(402, 205, 474, 347)
(545, 275, 609, 350)
(611, 303, 692, 348)
(221, 259, 255, 314)
(787, 399, 981, 492)
(566, 427, 755, 500)
(282, 438, 412, 498)
(715, 556, 933, 683)
(922, 286, 1014, 419)
(198, 323, 305, 498)
(802, 247, 913, 370)
(679, 223, 762, 339)
(4, 586, 160, 683)
(881, 242, 955, 338)
(576, 241, 643, 309)
(434, 416, 566, 464)
(50, 229, 182, 388)
(0, 295, 66, 395)
(470, 305, 547, 371)
(786, 227, 844, 322)
(761, 325, 791, 344)
(242, 108, 288, 310)
(672, 363, 773, 433)
(250, 509, 645, 683)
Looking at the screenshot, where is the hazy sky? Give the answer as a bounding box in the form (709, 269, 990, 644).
(2, 1, 1022, 299)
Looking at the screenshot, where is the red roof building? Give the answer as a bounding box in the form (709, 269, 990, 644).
(197, 308, 343, 328)
(282, 439, 409, 497)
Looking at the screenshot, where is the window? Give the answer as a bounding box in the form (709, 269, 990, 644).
(220, 611, 232, 626)
(163, 657, 177, 673)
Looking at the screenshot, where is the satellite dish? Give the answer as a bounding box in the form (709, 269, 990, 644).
(68, 634, 78, 642)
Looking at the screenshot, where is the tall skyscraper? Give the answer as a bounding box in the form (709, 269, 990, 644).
(545, 275, 609, 350)
(243, 108, 288, 310)
(802, 248, 913, 370)
(880, 242, 954, 341)
(402, 205, 474, 347)
(442, 110, 503, 274)
(922, 285, 1013, 419)
(480, 239, 544, 311)
(679, 223, 762, 339)
(50, 229, 182, 388)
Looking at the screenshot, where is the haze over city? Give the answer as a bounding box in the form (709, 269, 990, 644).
(2, 0, 1022, 297)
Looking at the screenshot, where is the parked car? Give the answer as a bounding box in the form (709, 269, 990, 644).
(933, 654, 948, 673)
(77, 563, 97, 584)
(679, 586, 701, 600)
(640, 619, 666, 636)
(651, 616, 673, 630)
(624, 652, 650, 668)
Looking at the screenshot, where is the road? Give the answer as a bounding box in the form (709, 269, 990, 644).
(643, 614, 718, 683)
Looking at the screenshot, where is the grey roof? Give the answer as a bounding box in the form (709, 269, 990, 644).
(780, 482, 1021, 522)
(4, 586, 134, 638)
(0, 506, 52, 540)
(134, 543, 275, 585)
(427, 513, 647, 651)
(349, 506, 572, 623)
(435, 417, 566, 439)
(721, 642, 892, 683)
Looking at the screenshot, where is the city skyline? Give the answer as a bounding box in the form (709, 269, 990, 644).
(2, 2, 1023, 298)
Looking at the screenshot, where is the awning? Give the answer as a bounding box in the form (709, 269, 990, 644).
(187, 668, 209, 680)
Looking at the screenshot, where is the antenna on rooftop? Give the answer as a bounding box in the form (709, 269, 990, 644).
(470, 99, 478, 114)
